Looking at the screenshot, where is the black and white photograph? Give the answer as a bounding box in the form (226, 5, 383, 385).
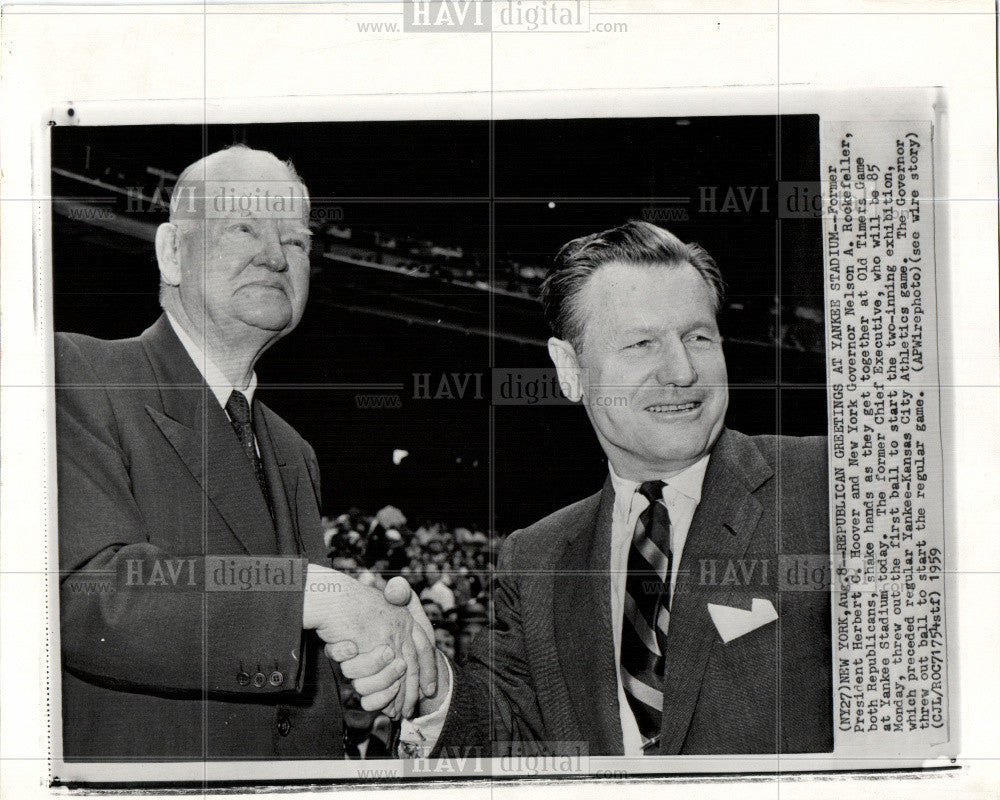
(43, 98, 954, 782)
(0, 2, 996, 798)
(48, 113, 831, 770)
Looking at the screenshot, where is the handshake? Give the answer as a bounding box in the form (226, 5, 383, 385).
(302, 565, 449, 720)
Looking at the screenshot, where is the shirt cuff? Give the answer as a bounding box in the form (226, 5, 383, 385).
(399, 655, 453, 758)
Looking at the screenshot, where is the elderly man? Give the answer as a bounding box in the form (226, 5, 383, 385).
(339, 220, 832, 757)
(56, 146, 434, 761)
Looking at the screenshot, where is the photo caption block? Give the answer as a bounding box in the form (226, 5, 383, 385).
(823, 120, 949, 750)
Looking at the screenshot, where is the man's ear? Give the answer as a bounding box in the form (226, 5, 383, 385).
(547, 337, 584, 403)
(154, 222, 182, 287)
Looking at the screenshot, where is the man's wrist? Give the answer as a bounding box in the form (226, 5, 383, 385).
(302, 563, 344, 628)
(416, 649, 452, 717)
(401, 650, 453, 757)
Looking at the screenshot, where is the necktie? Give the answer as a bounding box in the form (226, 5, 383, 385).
(225, 390, 274, 520)
(620, 479, 673, 749)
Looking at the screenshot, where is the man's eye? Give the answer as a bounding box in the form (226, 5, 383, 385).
(234, 223, 255, 235)
(685, 334, 719, 349)
(625, 339, 652, 350)
(285, 239, 309, 250)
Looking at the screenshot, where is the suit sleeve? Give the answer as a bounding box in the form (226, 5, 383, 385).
(432, 531, 548, 757)
(56, 335, 310, 696)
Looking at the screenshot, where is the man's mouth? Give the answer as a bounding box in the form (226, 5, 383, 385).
(245, 281, 286, 292)
(645, 401, 701, 414)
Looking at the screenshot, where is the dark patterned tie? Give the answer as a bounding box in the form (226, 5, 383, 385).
(225, 390, 274, 520)
(620, 479, 673, 749)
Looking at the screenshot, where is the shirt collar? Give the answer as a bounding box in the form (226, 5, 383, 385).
(165, 312, 257, 411)
(608, 454, 711, 508)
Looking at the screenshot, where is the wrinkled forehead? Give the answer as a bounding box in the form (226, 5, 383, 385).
(578, 260, 718, 335)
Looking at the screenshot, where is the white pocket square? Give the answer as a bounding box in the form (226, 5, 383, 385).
(707, 598, 778, 643)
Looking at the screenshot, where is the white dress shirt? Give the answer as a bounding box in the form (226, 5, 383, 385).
(401, 456, 711, 757)
(608, 456, 710, 755)
(166, 312, 258, 414)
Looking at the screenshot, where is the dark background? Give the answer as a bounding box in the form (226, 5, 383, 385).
(51, 115, 825, 532)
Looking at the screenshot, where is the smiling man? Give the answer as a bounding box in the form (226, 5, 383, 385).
(56, 146, 435, 762)
(338, 220, 833, 758)
(544, 230, 730, 481)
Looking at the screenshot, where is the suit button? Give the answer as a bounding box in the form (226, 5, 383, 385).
(269, 670, 284, 687)
(236, 671, 251, 687)
(276, 715, 291, 737)
(252, 672, 266, 688)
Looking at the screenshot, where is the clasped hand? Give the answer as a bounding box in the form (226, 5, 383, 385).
(303, 567, 434, 719)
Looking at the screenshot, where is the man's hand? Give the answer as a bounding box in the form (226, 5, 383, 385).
(332, 576, 451, 719)
(303, 565, 436, 718)
(385, 575, 434, 644)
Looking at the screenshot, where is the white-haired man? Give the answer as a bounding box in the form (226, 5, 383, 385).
(57, 146, 435, 761)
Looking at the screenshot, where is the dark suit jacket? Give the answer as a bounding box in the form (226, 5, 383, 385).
(56, 314, 345, 760)
(436, 429, 833, 756)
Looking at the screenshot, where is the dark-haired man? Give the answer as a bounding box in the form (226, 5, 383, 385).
(339, 221, 832, 757)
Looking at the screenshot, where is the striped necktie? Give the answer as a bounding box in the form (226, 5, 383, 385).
(225, 390, 274, 521)
(620, 479, 673, 749)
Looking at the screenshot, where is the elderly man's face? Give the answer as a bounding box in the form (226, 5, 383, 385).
(553, 261, 728, 481)
(175, 156, 311, 340)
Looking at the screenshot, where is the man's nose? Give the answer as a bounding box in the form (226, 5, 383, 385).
(257, 235, 288, 271)
(653, 339, 697, 386)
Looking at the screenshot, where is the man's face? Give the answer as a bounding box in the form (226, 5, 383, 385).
(175, 160, 311, 342)
(554, 261, 729, 480)
(457, 621, 484, 658)
(422, 601, 443, 625)
(434, 628, 456, 660)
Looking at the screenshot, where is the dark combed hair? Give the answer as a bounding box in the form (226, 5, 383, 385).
(539, 220, 726, 346)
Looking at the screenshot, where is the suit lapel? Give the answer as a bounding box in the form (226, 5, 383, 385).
(552, 479, 625, 756)
(139, 315, 279, 556)
(654, 429, 772, 754)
